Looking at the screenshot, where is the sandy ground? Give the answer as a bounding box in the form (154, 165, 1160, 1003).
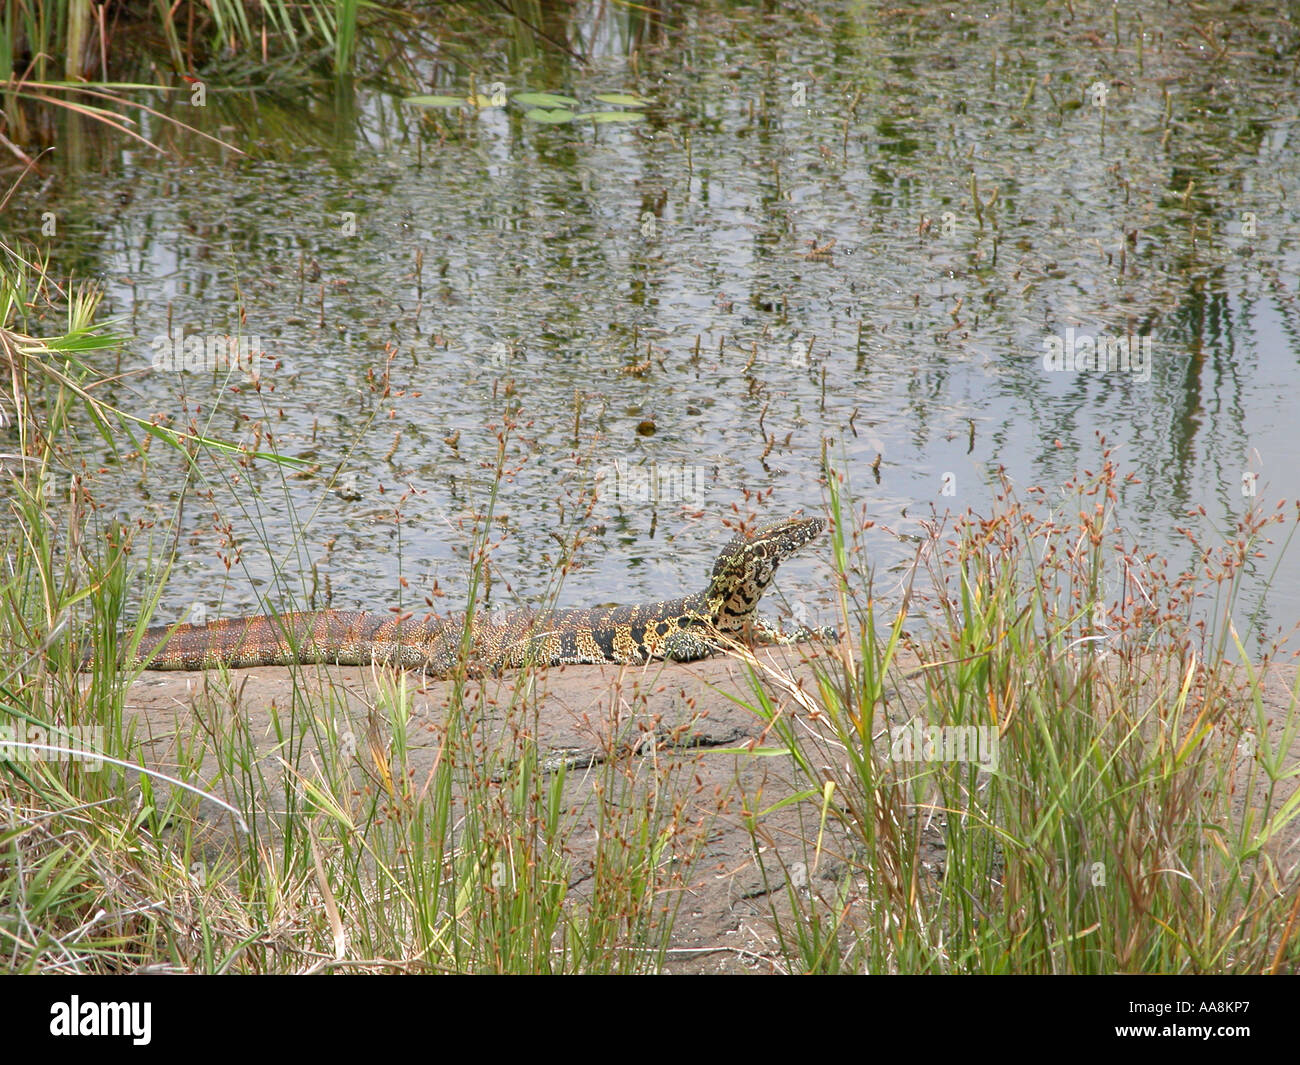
(115, 644, 1300, 973)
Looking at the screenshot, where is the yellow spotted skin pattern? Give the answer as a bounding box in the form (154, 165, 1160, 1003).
(125, 516, 830, 675)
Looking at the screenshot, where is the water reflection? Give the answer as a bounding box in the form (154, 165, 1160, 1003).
(10, 0, 1299, 651)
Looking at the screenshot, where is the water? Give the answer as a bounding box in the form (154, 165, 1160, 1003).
(13, 0, 1300, 652)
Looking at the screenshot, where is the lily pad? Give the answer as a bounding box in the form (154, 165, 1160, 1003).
(524, 108, 577, 124)
(513, 91, 580, 108)
(588, 111, 646, 123)
(404, 95, 467, 108)
(593, 93, 649, 107)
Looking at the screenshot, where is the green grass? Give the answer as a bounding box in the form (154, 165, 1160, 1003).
(0, 0, 395, 164)
(735, 458, 1300, 973)
(3, 0, 383, 81)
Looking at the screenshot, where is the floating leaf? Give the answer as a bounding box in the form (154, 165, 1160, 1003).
(404, 95, 467, 108)
(593, 93, 649, 107)
(524, 108, 577, 124)
(588, 111, 646, 123)
(513, 91, 580, 108)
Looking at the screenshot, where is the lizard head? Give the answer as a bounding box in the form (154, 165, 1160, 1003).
(703, 515, 825, 634)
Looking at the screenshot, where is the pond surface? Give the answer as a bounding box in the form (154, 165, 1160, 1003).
(16, 0, 1300, 651)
